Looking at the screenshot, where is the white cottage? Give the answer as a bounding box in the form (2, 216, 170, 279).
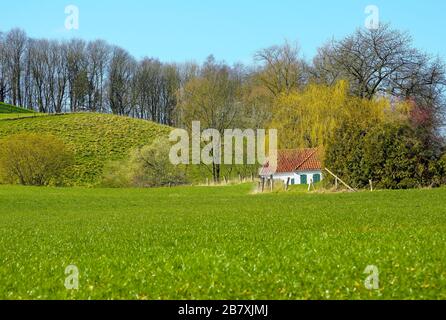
(260, 148, 323, 185)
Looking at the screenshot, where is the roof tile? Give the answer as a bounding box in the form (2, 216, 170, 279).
(260, 148, 322, 175)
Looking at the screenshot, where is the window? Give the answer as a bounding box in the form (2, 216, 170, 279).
(291, 178, 295, 185)
(300, 175, 308, 185)
(313, 174, 321, 183)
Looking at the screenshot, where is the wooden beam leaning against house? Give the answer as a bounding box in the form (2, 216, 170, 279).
(324, 168, 356, 192)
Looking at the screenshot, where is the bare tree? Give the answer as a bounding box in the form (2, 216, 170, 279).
(177, 56, 243, 182)
(161, 63, 180, 125)
(5, 29, 27, 106)
(28, 39, 49, 112)
(254, 41, 306, 96)
(65, 39, 88, 112)
(134, 58, 163, 121)
(312, 24, 446, 100)
(0, 32, 10, 102)
(107, 46, 136, 115)
(86, 40, 110, 112)
(312, 24, 446, 134)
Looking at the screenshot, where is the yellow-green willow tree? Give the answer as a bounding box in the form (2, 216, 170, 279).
(270, 81, 412, 149)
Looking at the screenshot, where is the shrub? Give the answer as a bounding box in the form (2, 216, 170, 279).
(324, 121, 368, 189)
(362, 123, 422, 189)
(325, 121, 443, 190)
(100, 160, 133, 188)
(440, 154, 446, 185)
(102, 137, 189, 188)
(0, 133, 74, 186)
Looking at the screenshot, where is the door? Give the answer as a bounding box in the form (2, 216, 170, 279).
(300, 174, 307, 185)
(313, 174, 321, 183)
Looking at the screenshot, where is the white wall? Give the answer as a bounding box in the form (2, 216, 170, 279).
(263, 171, 323, 185)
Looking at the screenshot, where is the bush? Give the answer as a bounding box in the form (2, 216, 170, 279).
(440, 154, 446, 185)
(325, 121, 443, 190)
(0, 133, 74, 186)
(324, 121, 368, 189)
(102, 137, 189, 188)
(101, 160, 133, 188)
(363, 123, 422, 189)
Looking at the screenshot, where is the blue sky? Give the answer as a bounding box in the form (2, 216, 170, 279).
(1, 0, 446, 64)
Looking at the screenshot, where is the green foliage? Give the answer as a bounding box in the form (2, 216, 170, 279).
(0, 113, 171, 185)
(101, 160, 133, 188)
(270, 81, 410, 149)
(363, 124, 421, 189)
(0, 133, 74, 186)
(102, 137, 189, 188)
(0, 184, 445, 299)
(326, 121, 442, 189)
(439, 154, 446, 184)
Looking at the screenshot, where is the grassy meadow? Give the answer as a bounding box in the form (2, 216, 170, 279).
(0, 113, 171, 185)
(0, 184, 445, 300)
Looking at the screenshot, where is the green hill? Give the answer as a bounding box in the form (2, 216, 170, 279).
(0, 102, 40, 120)
(0, 102, 34, 113)
(0, 113, 171, 185)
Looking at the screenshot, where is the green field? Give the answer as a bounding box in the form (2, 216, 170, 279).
(0, 113, 171, 185)
(0, 184, 445, 300)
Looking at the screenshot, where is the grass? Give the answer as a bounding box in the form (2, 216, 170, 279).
(0, 102, 37, 120)
(0, 113, 171, 185)
(0, 102, 34, 114)
(0, 184, 445, 300)
(0, 113, 45, 120)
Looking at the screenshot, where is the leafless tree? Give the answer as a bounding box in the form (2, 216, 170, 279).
(86, 40, 110, 112)
(161, 63, 180, 126)
(107, 46, 136, 115)
(0, 32, 10, 102)
(5, 29, 27, 106)
(177, 56, 244, 182)
(312, 24, 446, 103)
(255, 41, 307, 96)
(65, 39, 88, 112)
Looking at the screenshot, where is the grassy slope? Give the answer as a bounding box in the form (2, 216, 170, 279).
(0, 113, 171, 185)
(0, 102, 34, 114)
(0, 184, 445, 300)
(0, 102, 38, 120)
(0, 113, 45, 120)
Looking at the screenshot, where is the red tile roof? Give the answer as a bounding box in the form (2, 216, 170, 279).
(260, 148, 322, 176)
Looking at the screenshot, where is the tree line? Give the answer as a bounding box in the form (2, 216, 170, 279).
(1, 25, 445, 129)
(0, 29, 180, 125)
